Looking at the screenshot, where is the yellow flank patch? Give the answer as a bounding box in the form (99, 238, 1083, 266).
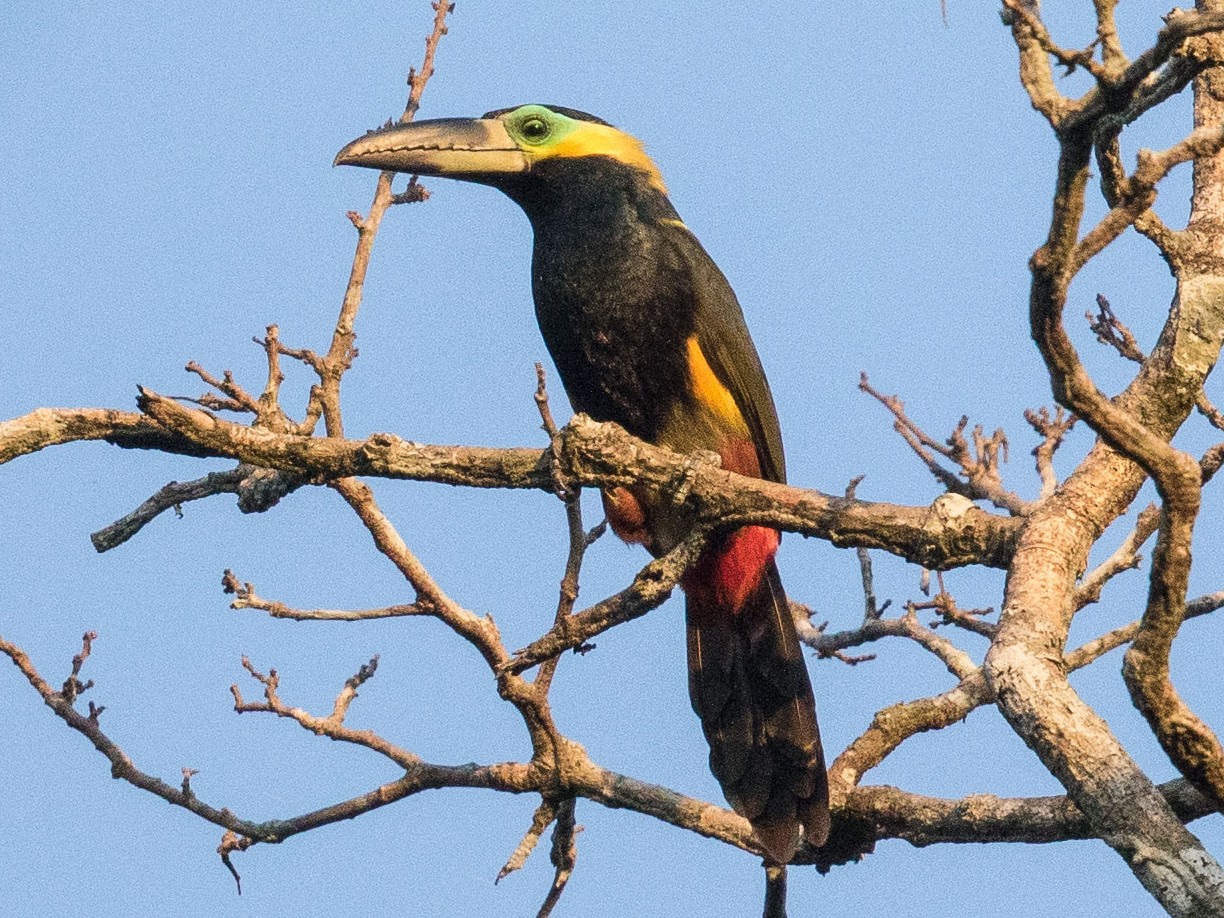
(686, 335, 749, 435)
(535, 122, 667, 193)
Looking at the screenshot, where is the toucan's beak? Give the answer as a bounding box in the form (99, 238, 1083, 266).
(334, 117, 528, 179)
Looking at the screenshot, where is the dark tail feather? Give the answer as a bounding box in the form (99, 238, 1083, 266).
(686, 561, 829, 862)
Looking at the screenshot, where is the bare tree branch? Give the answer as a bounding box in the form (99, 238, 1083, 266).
(985, 8, 1224, 912)
(124, 392, 1024, 570)
(9, 6, 1224, 916)
(860, 373, 1027, 515)
(221, 569, 432, 621)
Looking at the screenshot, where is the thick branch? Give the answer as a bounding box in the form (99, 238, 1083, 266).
(108, 393, 1023, 570)
(0, 407, 218, 465)
(837, 778, 1215, 852)
(989, 14, 1224, 908)
(1029, 129, 1224, 812)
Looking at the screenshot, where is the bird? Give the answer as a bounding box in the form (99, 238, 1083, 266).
(335, 104, 828, 862)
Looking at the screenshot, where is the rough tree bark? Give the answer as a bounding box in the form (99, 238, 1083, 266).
(985, 3, 1224, 914)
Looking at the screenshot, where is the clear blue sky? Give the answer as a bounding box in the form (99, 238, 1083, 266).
(2, 2, 1220, 916)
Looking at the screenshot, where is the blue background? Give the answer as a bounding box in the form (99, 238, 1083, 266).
(2, 2, 1221, 915)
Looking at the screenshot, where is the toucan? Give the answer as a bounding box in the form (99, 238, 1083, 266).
(335, 104, 829, 862)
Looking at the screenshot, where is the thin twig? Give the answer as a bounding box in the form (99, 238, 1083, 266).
(231, 655, 420, 767)
(534, 366, 594, 695)
(221, 569, 434, 620)
(536, 798, 579, 918)
(846, 476, 887, 622)
(860, 373, 1027, 514)
(317, 0, 454, 438)
(796, 602, 976, 681)
(1024, 406, 1075, 500)
(504, 527, 711, 675)
(1074, 504, 1161, 610)
(498, 799, 559, 883)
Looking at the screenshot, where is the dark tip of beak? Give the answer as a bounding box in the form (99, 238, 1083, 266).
(333, 127, 383, 167)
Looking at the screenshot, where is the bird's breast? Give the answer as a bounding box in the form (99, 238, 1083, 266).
(530, 227, 694, 443)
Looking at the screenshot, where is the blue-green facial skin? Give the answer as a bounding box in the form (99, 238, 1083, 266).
(500, 105, 580, 150)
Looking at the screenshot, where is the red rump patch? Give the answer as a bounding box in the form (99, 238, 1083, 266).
(601, 486, 653, 548)
(683, 525, 780, 613)
(603, 433, 779, 612)
(718, 437, 763, 479)
(681, 435, 779, 613)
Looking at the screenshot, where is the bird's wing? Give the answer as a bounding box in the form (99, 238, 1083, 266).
(665, 221, 786, 485)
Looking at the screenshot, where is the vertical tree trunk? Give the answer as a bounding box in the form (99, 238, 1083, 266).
(987, 6, 1224, 913)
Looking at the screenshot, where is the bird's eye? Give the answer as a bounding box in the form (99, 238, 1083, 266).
(520, 117, 550, 142)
